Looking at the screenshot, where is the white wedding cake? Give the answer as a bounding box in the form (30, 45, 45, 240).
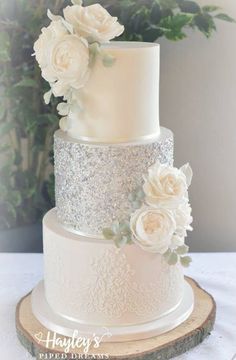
(32, 1, 194, 342)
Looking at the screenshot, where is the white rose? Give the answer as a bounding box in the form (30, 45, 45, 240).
(34, 20, 68, 77)
(34, 21, 89, 96)
(64, 4, 124, 43)
(50, 35, 89, 96)
(175, 202, 193, 237)
(130, 207, 176, 254)
(143, 161, 193, 209)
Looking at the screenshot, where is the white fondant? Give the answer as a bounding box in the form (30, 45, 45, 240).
(67, 42, 160, 142)
(43, 209, 185, 327)
(31, 280, 194, 342)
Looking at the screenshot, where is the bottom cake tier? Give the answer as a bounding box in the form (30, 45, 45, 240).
(31, 209, 194, 341)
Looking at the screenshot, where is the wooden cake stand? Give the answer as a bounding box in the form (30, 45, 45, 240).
(16, 277, 216, 360)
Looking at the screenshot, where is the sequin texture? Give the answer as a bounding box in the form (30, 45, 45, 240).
(54, 128, 174, 236)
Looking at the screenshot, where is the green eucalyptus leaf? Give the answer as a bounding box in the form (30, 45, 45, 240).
(89, 42, 100, 67)
(167, 252, 178, 265)
(114, 233, 123, 247)
(131, 200, 142, 209)
(119, 221, 131, 234)
(111, 220, 120, 233)
(163, 248, 172, 259)
(119, 236, 129, 246)
(127, 235, 133, 244)
(102, 53, 116, 67)
(136, 189, 145, 200)
(128, 192, 136, 202)
(180, 255, 192, 267)
(102, 227, 115, 240)
(176, 244, 189, 255)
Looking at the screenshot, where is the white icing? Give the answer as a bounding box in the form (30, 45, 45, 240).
(66, 42, 160, 143)
(43, 209, 184, 326)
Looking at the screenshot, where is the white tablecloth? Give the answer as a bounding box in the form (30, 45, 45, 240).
(0, 253, 236, 359)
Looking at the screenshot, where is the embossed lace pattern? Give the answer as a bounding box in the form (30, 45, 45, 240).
(45, 243, 183, 322)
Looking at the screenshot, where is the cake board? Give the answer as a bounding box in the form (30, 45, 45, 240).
(16, 277, 216, 360)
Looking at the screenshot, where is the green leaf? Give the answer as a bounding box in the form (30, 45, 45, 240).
(176, 244, 189, 255)
(169, 13, 193, 28)
(180, 255, 192, 267)
(194, 13, 216, 37)
(102, 53, 116, 67)
(136, 189, 145, 200)
(215, 13, 235, 23)
(119, 221, 131, 234)
(167, 252, 178, 265)
(114, 234, 123, 247)
(14, 78, 38, 89)
(178, 1, 201, 14)
(160, 14, 193, 41)
(165, 30, 186, 41)
(119, 236, 129, 246)
(131, 200, 142, 209)
(111, 220, 120, 233)
(163, 248, 172, 259)
(150, 2, 161, 23)
(128, 192, 136, 202)
(89, 42, 100, 67)
(202, 5, 220, 12)
(159, 0, 177, 10)
(102, 228, 115, 240)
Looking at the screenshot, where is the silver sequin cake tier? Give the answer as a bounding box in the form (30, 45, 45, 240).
(54, 128, 173, 237)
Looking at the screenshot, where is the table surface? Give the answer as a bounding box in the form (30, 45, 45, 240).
(0, 253, 236, 360)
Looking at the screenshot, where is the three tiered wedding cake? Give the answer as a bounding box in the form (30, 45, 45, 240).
(32, 0, 194, 342)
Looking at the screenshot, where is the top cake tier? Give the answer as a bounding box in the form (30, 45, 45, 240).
(66, 42, 160, 143)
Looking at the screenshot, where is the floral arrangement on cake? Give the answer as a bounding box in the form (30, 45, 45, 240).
(33, 0, 124, 131)
(103, 161, 193, 267)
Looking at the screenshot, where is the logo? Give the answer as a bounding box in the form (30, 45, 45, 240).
(34, 328, 112, 357)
